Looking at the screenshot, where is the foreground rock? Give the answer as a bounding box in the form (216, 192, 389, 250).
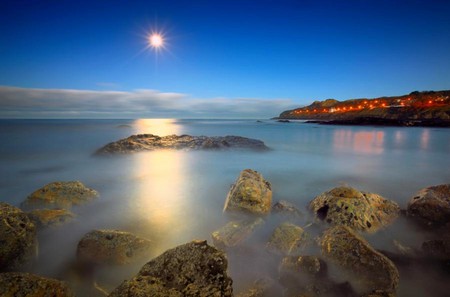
(22, 181, 99, 209)
(223, 169, 272, 215)
(212, 218, 264, 249)
(76, 230, 153, 265)
(236, 278, 275, 297)
(319, 226, 399, 294)
(309, 186, 400, 233)
(407, 184, 450, 228)
(97, 134, 269, 154)
(0, 202, 37, 271)
(266, 223, 310, 255)
(27, 208, 75, 229)
(109, 240, 233, 297)
(0, 272, 74, 296)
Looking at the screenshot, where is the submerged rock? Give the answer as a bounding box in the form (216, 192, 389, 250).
(76, 229, 153, 265)
(96, 134, 269, 154)
(212, 218, 264, 249)
(267, 222, 310, 255)
(109, 240, 233, 297)
(0, 202, 37, 271)
(0, 272, 74, 297)
(27, 208, 75, 229)
(422, 238, 450, 260)
(22, 181, 99, 209)
(223, 169, 272, 215)
(272, 200, 303, 219)
(279, 255, 327, 282)
(309, 186, 400, 233)
(319, 226, 399, 294)
(407, 184, 450, 228)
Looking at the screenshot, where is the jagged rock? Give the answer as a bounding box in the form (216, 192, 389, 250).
(22, 181, 99, 209)
(109, 240, 233, 297)
(407, 184, 450, 228)
(267, 223, 310, 255)
(309, 186, 400, 233)
(223, 169, 272, 215)
(0, 202, 37, 271)
(212, 218, 264, 249)
(236, 278, 275, 297)
(27, 208, 75, 229)
(319, 226, 399, 294)
(0, 272, 74, 297)
(76, 230, 153, 265)
(273, 200, 303, 219)
(96, 134, 269, 154)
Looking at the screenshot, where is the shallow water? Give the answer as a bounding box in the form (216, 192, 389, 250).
(1, 118, 449, 295)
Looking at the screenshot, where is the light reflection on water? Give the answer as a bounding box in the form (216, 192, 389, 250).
(0, 119, 449, 296)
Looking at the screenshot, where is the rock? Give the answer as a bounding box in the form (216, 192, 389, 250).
(279, 256, 327, 283)
(422, 238, 450, 260)
(319, 226, 399, 294)
(0, 202, 37, 271)
(266, 222, 310, 255)
(273, 200, 303, 219)
(22, 181, 99, 209)
(277, 119, 291, 123)
(309, 186, 400, 233)
(76, 229, 153, 265)
(407, 184, 450, 228)
(0, 272, 74, 297)
(223, 169, 272, 215)
(96, 134, 269, 154)
(27, 208, 75, 229)
(109, 240, 233, 297)
(212, 218, 264, 249)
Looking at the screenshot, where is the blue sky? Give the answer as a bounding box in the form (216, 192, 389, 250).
(0, 0, 449, 118)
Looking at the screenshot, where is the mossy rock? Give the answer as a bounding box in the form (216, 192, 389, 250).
(0, 202, 37, 271)
(109, 240, 233, 297)
(0, 272, 74, 297)
(267, 222, 310, 255)
(224, 169, 272, 215)
(212, 218, 264, 249)
(22, 181, 99, 209)
(309, 186, 400, 233)
(27, 208, 75, 229)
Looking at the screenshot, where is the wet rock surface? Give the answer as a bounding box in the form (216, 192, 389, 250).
(0, 272, 74, 297)
(309, 186, 400, 233)
(22, 181, 99, 209)
(319, 226, 399, 294)
(0, 202, 37, 271)
(96, 134, 269, 154)
(109, 240, 233, 297)
(407, 184, 450, 228)
(267, 222, 310, 255)
(76, 229, 153, 265)
(212, 218, 264, 249)
(27, 208, 75, 229)
(223, 169, 272, 215)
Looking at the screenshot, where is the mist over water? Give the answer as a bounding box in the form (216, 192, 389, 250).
(1, 119, 449, 295)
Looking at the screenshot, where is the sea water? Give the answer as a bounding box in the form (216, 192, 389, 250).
(1, 119, 449, 295)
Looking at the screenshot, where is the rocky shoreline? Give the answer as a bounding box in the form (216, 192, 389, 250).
(1, 170, 449, 296)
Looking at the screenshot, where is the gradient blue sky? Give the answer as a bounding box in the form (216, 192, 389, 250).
(1, 0, 449, 118)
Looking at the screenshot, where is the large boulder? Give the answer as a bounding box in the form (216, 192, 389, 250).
(223, 169, 272, 215)
(319, 226, 399, 294)
(266, 223, 310, 255)
(0, 202, 37, 271)
(309, 186, 400, 233)
(96, 134, 269, 154)
(407, 184, 450, 228)
(22, 181, 99, 209)
(109, 240, 233, 297)
(27, 208, 75, 229)
(212, 218, 264, 249)
(76, 230, 153, 265)
(0, 272, 74, 297)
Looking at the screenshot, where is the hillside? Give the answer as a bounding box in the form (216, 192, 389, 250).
(278, 91, 450, 126)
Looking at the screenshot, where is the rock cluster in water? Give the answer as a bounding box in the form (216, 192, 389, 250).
(96, 134, 269, 154)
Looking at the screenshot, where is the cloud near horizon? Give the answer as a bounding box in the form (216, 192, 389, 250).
(0, 86, 297, 118)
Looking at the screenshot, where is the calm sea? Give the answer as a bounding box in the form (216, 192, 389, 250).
(1, 119, 449, 296)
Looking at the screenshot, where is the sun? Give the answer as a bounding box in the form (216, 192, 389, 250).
(149, 34, 163, 48)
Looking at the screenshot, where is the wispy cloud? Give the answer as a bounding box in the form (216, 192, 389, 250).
(0, 86, 296, 118)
